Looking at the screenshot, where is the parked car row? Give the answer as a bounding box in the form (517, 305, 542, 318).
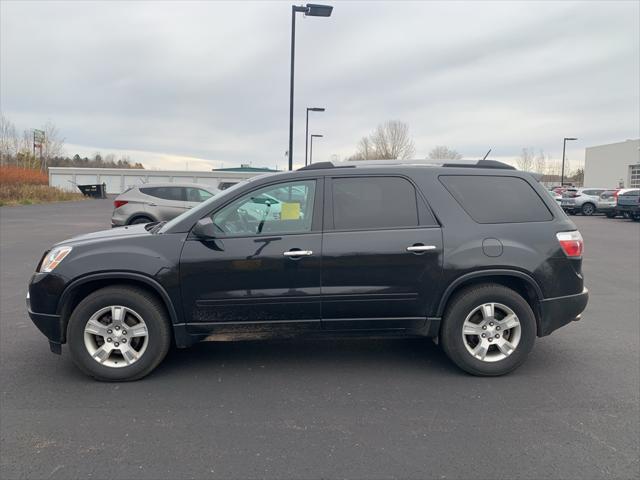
(549, 186, 640, 221)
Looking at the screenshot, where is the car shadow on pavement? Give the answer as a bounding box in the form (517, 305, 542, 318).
(153, 337, 461, 379)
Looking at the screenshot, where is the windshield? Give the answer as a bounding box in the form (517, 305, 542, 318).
(158, 180, 250, 233)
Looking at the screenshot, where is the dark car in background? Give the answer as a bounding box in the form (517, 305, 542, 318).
(27, 160, 588, 381)
(616, 189, 640, 220)
(111, 182, 219, 226)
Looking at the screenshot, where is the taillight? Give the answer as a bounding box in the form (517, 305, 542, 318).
(114, 200, 128, 209)
(556, 231, 584, 258)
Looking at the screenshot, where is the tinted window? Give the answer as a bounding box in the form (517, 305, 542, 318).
(211, 180, 315, 236)
(218, 182, 238, 190)
(186, 187, 214, 203)
(440, 175, 553, 223)
(140, 186, 184, 201)
(332, 176, 418, 230)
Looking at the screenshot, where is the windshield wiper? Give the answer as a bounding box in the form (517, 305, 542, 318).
(149, 221, 167, 234)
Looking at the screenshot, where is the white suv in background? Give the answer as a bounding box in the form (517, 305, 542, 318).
(111, 182, 219, 226)
(561, 187, 608, 216)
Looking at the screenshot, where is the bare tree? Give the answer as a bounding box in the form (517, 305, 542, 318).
(516, 147, 535, 171)
(0, 115, 18, 165)
(427, 145, 462, 160)
(351, 120, 415, 160)
(534, 149, 547, 174)
(40, 121, 65, 171)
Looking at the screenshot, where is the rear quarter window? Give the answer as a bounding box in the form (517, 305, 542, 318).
(140, 186, 184, 201)
(439, 175, 553, 223)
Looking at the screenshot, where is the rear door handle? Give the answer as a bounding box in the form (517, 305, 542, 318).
(407, 245, 437, 253)
(147, 203, 157, 207)
(283, 250, 313, 257)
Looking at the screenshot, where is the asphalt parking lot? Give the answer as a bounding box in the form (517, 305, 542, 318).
(1, 199, 638, 480)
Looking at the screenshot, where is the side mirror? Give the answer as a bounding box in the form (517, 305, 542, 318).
(192, 217, 218, 239)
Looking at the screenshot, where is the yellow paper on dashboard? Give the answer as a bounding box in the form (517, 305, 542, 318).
(281, 202, 301, 220)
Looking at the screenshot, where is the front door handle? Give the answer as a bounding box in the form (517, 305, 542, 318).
(147, 203, 157, 207)
(407, 244, 437, 253)
(283, 250, 313, 257)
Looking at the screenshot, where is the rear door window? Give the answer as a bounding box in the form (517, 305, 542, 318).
(440, 175, 553, 223)
(140, 186, 184, 201)
(331, 176, 420, 230)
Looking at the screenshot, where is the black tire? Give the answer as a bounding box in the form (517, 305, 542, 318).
(67, 286, 171, 381)
(605, 212, 616, 219)
(581, 203, 595, 216)
(440, 284, 537, 376)
(128, 216, 153, 225)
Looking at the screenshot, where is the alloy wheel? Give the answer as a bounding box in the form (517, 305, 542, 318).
(83, 305, 149, 368)
(461, 302, 522, 362)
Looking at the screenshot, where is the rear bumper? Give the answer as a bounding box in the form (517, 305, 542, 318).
(616, 205, 640, 214)
(537, 288, 588, 336)
(596, 205, 615, 213)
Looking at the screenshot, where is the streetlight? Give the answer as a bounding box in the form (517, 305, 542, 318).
(305, 107, 325, 166)
(309, 134, 323, 165)
(561, 137, 578, 186)
(288, 4, 334, 171)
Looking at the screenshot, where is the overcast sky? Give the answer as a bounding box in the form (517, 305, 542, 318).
(1, 0, 639, 171)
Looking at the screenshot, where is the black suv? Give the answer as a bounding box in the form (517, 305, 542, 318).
(27, 160, 588, 381)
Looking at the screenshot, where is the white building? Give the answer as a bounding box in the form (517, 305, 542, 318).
(583, 139, 640, 188)
(48, 167, 274, 194)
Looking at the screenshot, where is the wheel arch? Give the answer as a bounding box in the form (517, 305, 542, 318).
(126, 213, 157, 225)
(437, 270, 544, 335)
(57, 272, 181, 344)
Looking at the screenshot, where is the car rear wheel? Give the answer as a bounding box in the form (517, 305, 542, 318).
(440, 284, 536, 376)
(129, 216, 153, 225)
(581, 203, 595, 216)
(605, 212, 616, 218)
(67, 286, 171, 381)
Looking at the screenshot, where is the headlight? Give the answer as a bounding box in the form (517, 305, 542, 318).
(39, 246, 73, 273)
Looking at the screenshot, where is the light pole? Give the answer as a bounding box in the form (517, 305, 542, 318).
(310, 134, 323, 165)
(561, 137, 577, 186)
(305, 107, 325, 166)
(288, 3, 333, 171)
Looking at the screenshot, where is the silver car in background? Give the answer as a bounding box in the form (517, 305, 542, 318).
(112, 182, 219, 226)
(560, 187, 607, 216)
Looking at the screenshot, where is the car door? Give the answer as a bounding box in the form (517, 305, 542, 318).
(140, 186, 187, 220)
(179, 178, 323, 334)
(321, 175, 443, 331)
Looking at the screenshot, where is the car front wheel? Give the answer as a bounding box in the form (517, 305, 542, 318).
(67, 286, 171, 381)
(440, 284, 536, 376)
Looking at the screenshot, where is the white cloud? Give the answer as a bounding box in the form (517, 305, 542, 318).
(1, 0, 638, 171)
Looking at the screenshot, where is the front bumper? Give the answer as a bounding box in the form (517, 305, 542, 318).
(537, 288, 588, 336)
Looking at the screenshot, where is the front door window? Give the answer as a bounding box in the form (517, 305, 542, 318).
(211, 180, 316, 236)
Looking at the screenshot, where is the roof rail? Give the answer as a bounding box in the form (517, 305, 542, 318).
(297, 161, 354, 171)
(297, 159, 516, 171)
(442, 159, 515, 170)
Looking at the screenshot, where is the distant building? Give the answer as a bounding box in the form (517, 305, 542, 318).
(583, 139, 640, 188)
(212, 164, 279, 173)
(49, 166, 269, 194)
